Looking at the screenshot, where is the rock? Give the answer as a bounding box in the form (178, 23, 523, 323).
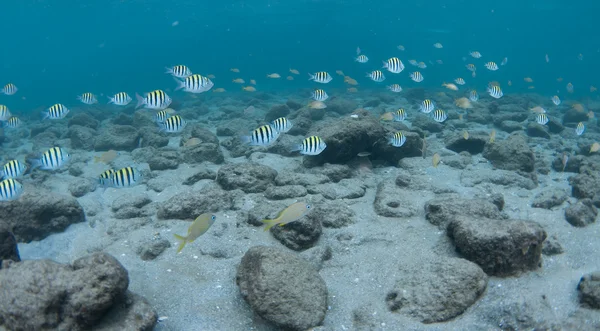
(0, 189, 85, 242)
(563, 108, 590, 124)
(578, 272, 600, 309)
(445, 133, 487, 154)
(111, 113, 133, 126)
(217, 163, 277, 193)
(310, 164, 353, 183)
(0, 231, 19, 268)
(308, 200, 355, 228)
(542, 234, 564, 256)
(308, 178, 366, 200)
(136, 235, 171, 261)
(526, 122, 551, 139)
(275, 171, 330, 186)
(182, 168, 217, 185)
(69, 125, 97, 150)
(386, 256, 487, 323)
(547, 117, 564, 133)
(373, 181, 419, 217)
(139, 130, 169, 148)
(179, 143, 224, 164)
(112, 194, 153, 220)
(0, 253, 155, 330)
(264, 104, 290, 122)
(531, 188, 568, 209)
(447, 216, 547, 276)
(147, 150, 179, 170)
(245, 201, 287, 227)
(424, 195, 505, 228)
(236, 246, 327, 330)
(286, 99, 302, 110)
(269, 210, 321, 251)
(411, 114, 444, 132)
(68, 178, 96, 197)
(264, 185, 307, 200)
(94, 125, 140, 151)
(299, 246, 332, 271)
(157, 187, 234, 220)
(460, 168, 537, 190)
(483, 134, 535, 172)
(570, 173, 600, 207)
(565, 199, 598, 227)
(91, 291, 157, 331)
(68, 112, 99, 129)
(498, 120, 524, 133)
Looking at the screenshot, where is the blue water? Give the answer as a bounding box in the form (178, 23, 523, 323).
(1, 0, 598, 112)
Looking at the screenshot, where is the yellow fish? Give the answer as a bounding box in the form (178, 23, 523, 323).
(230, 68, 240, 73)
(347, 87, 358, 93)
(455, 97, 473, 109)
(309, 101, 327, 109)
(289, 68, 300, 75)
(489, 129, 496, 143)
(207, 74, 216, 79)
(336, 70, 345, 76)
(267, 73, 281, 78)
(212, 88, 226, 93)
(442, 82, 459, 91)
(591, 86, 598, 92)
(242, 86, 256, 92)
(590, 142, 600, 153)
(379, 112, 394, 121)
(432, 153, 441, 167)
(524, 77, 533, 82)
(344, 76, 358, 85)
(94, 150, 119, 164)
(263, 202, 311, 231)
(233, 78, 245, 84)
(250, 79, 257, 85)
(174, 213, 216, 253)
(286, 76, 294, 81)
(463, 131, 469, 140)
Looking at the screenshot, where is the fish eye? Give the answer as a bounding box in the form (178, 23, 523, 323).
(306, 205, 311, 209)
(211, 215, 216, 220)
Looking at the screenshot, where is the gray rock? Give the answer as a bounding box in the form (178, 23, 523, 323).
(136, 235, 171, 261)
(542, 234, 564, 256)
(445, 133, 487, 154)
(386, 256, 487, 323)
(483, 134, 535, 172)
(270, 209, 322, 251)
(447, 216, 547, 276)
(460, 168, 537, 190)
(69, 178, 96, 197)
(179, 143, 224, 164)
(526, 122, 551, 139)
(94, 125, 140, 151)
(139, 129, 169, 148)
(424, 195, 505, 228)
(182, 168, 217, 185)
(565, 199, 598, 227)
(245, 201, 287, 227)
(578, 271, 600, 309)
(68, 112, 99, 129)
(563, 107, 589, 124)
(0, 231, 19, 268)
(310, 164, 353, 183)
(0, 188, 85, 242)
(217, 163, 277, 193)
(480, 295, 560, 330)
(374, 181, 418, 217)
(112, 194, 153, 220)
(264, 104, 290, 122)
(299, 245, 332, 271)
(157, 187, 235, 220)
(275, 171, 330, 186)
(309, 200, 355, 228)
(236, 246, 328, 331)
(147, 150, 179, 170)
(531, 188, 568, 209)
(0, 253, 156, 330)
(308, 178, 366, 200)
(91, 291, 157, 331)
(264, 185, 307, 200)
(69, 125, 97, 150)
(498, 120, 524, 133)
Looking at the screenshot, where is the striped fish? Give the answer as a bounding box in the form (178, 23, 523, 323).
(432, 109, 447, 123)
(535, 113, 549, 125)
(576, 122, 585, 136)
(292, 136, 327, 155)
(108, 92, 132, 106)
(135, 90, 172, 110)
(165, 65, 192, 78)
(0, 178, 23, 201)
(159, 115, 186, 133)
(389, 132, 406, 147)
(419, 99, 435, 114)
(308, 72, 332, 84)
(383, 57, 404, 73)
(367, 70, 385, 82)
(487, 85, 503, 99)
(312, 89, 328, 101)
(271, 117, 293, 133)
(154, 110, 171, 123)
(31, 147, 70, 170)
(454, 78, 466, 85)
(111, 167, 143, 188)
(0, 105, 11, 121)
(77, 92, 98, 105)
(393, 108, 406, 122)
(4, 116, 21, 128)
(485, 62, 499, 71)
(42, 104, 70, 120)
(410, 71, 424, 82)
(175, 74, 214, 93)
(1, 160, 27, 179)
(241, 124, 280, 146)
(355, 54, 368, 63)
(387, 84, 402, 92)
(98, 169, 115, 187)
(466, 64, 476, 72)
(1, 83, 17, 95)
(551, 95, 561, 106)
(469, 90, 479, 102)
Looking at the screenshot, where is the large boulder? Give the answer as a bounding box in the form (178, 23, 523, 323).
(216, 163, 277, 193)
(236, 246, 328, 331)
(483, 134, 535, 172)
(94, 125, 140, 151)
(157, 187, 235, 220)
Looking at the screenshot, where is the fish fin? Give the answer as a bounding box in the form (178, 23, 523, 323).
(40, 111, 49, 120)
(106, 96, 114, 104)
(290, 144, 303, 153)
(174, 234, 187, 253)
(173, 77, 185, 91)
(135, 93, 145, 109)
(240, 135, 252, 144)
(165, 67, 172, 74)
(262, 219, 277, 232)
(27, 158, 41, 171)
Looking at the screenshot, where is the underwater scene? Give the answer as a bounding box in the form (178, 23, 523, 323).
(1, 0, 600, 330)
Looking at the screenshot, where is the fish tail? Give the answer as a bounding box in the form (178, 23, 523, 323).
(174, 234, 187, 253)
(135, 93, 145, 109)
(262, 219, 277, 232)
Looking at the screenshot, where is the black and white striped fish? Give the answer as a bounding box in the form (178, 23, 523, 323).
(77, 92, 98, 105)
(241, 124, 280, 146)
(308, 72, 332, 84)
(111, 167, 143, 188)
(312, 89, 328, 101)
(0, 105, 11, 121)
(432, 109, 447, 123)
(1, 160, 27, 179)
(484, 62, 499, 71)
(367, 70, 385, 82)
(42, 104, 70, 120)
(535, 113, 549, 125)
(30, 147, 70, 170)
(469, 90, 479, 102)
(98, 169, 115, 187)
(355, 54, 368, 63)
(271, 117, 293, 133)
(387, 84, 402, 92)
(389, 132, 406, 147)
(487, 85, 503, 99)
(159, 115, 186, 133)
(383, 57, 405, 73)
(410, 71, 424, 82)
(3, 116, 21, 128)
(135, 90, 172, 110)
(108, 92, 132, 106)
(165, 65, 192, 78)
(419, 99, 435, 114)
(175, 74, 214, 93)
(576, 122, 585, 136)
(154, 110, 171, 123)
(393, 108, 406, 121)
(0, 178, 23, 201)
(291, 136, 327, 155)
(1, 83, 17, 95)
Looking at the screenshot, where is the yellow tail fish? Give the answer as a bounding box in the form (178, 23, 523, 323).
(174, 213, 216, 253)
(263, 202, 311, 231)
